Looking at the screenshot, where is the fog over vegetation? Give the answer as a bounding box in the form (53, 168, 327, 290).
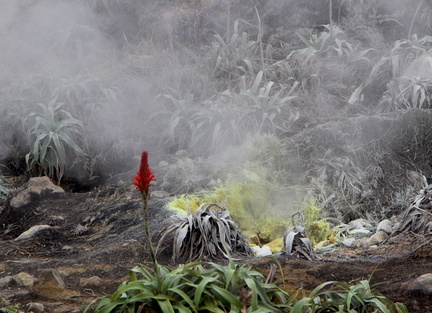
(1, 0, 432, 222)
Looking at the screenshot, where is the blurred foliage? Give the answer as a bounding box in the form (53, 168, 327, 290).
(0, 176, 11, 201)
(205, 20, 257, 82)
(290, 279, 408, 313)
(1, 71, 125, 184)
(0, 306, 19, 313)
(25, 102, 84, 184)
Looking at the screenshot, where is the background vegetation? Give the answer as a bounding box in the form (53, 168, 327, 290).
(1, 0, 432, 222)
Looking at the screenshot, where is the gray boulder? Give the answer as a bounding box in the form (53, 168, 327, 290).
(377, 219, 393, 235)
(10, 176, 64, 209)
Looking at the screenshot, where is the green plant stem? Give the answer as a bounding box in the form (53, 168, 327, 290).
(142, 195, 161, 283)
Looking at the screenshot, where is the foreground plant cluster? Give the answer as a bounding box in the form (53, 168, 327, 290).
(84, 258, 407, 313)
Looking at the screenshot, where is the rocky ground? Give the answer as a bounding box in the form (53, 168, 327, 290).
(1, 177, 432, 313)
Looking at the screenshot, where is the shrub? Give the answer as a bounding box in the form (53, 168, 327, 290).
(24, 102, 84, 184)
(349, 34, 432, 107)
(290, 279, 408, 313)
(157, 203, 251, 262)
(204, 19, 257, 83)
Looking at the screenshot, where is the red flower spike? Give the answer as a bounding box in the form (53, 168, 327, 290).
(132, 151, 156, 196)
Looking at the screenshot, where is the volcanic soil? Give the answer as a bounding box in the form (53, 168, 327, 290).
(1, 182, 431, 313)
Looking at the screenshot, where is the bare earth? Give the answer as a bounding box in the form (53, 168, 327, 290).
(1, 185, 431, 313)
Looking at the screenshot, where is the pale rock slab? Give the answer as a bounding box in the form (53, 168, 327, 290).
(10, 176, 64, 209)
(14, 225, 51, 241)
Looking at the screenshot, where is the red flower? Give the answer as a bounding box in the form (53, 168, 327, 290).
(132, 151, 156, 196)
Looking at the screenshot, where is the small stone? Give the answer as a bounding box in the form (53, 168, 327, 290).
(377, 219, 393, 235)
(80, 276, 103, 287)
(352, 238, 370, 249)
(16, 272, 36, 288)
(62, 245, 75, 252)
(368, 231, 389, 245)
(348, 219, 373, 229)
(251, 245, 272, 256)
(15, 225, 51, 241)
(152, 190, 170, 199)
(32, 269, 80, 299)
(341, 238, 356, 248)
(26, 302, 45, 313)
(409, 273, 432, 294)
(348, 228, 371, 236)
(0, 276, 19, 288)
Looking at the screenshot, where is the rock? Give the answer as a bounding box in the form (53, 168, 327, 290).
(409, 273, 432, 294)
(80, 276, 103, 287)
(152, 190, 170, 199)
(377, 219, 393, 235)
(367, 231, 389, 245)
(0, 276, 20, 288)
(251, 245, 272, 256)
(10, 176, 64, 209)
(26, 302, 45, 313)
(32, 269, 80, 299)
(348, 228, 371, 236)
(392, 222, 401, 232)
(16, 272, 36, 288)
(341, 238, 356, 248)
(352, 238, 370, 249)
(348, 219, 373, 229)
(14, 225, 51, 241)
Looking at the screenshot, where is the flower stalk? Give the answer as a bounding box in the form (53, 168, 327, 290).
(133, 151, 158, 271)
